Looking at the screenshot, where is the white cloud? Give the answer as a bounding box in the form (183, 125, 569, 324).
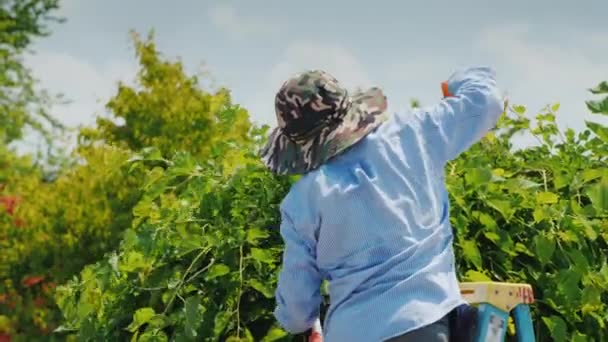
(268, 42, 373, 90)
(19, 50, 137, 153)
(208, 5, 280, 39)
(381, 58, 453, 112)
(244, 41, 375, 126)
(24, 51, 136, 128)
(476, 24, 608, 132)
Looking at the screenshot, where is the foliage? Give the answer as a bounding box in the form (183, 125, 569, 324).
(55, 147, 296, 341)
(54, 85, 608, 341)
(1, 3, 606, 339)
(80, 31, 253, 170)
(586, 81, 608, 115)
(450, 97, 608, 341)
(0, 145, 140, 340)
(0, 30, 255, 340)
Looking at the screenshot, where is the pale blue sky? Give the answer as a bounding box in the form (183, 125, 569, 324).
(23, 0, 608, 150)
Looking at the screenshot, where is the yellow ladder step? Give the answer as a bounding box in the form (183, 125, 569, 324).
(459, 282, 535, 312)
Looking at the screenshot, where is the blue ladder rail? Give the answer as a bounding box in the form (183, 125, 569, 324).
(460, 282, 536, 342)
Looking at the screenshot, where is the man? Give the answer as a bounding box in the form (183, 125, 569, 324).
(261, 67, 503, 341)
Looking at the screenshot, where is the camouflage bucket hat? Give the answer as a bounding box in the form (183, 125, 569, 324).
(261, 70, 388, 175)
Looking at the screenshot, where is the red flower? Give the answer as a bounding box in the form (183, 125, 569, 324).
(34, 296, 46, 308)
(12, 218, 24, 228)
(0, 196, 19, 216)
(0, 333, 11, 342)
(22, 275, 45, 288)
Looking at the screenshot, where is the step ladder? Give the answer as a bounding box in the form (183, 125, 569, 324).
(306, 281, 536, 342)
(460, 282, 535, 342)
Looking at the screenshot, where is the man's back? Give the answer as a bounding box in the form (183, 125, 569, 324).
(271, 66, 503, 341)
(280, 111, 463, 341)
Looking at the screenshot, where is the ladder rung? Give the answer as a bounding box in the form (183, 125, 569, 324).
(459, 282, 534, 312)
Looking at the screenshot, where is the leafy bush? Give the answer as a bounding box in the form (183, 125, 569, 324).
(54, 84, 608, 341)
(55, 147, 294, 341)
(449, 100, 608, 341)
(2, 2, 607, 338)
(0, 30, 255, 340)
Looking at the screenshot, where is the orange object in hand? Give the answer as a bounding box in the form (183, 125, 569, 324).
(441, 81, 454, 98)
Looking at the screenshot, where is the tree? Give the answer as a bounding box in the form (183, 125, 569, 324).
(0, 0, 64, 145)
(1, 30, 259, 340)
(80, 31, 253, 171)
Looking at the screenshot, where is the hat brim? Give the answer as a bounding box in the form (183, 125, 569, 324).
(260, 87, 388, 175)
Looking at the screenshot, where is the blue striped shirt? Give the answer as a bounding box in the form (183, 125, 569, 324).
(274, 66, 503, 341)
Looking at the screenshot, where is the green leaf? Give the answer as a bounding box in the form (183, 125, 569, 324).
(542, 316, 567, 342)
(483, 231, 500, 243)
(184, 296, 202, 339)
(321, 280, 330, 296)
(486, 198, 514, 220)
(119, 251, 151, 273)
(585, 181, 608, 212)
(262, 326, 288, 342)
(534, 234, 555, 264)
(585, 121, 608, 141)
(557, 269, 582, 302)
(463, 270, 492, 282)
(213, 310, 232, 338)
(513, 104, 527, 115)
(514, 242, 533, 256)
(581, 286, 602, 315)
(128, 147, 164, 163)
(572, 332, 589, 342)
(138, 330, 169, 342)
(573, 216, 597, 241)
(168, 153, 198, 177)
(206, 264, 230, 280)
(589, 81, 608, 94)
(551, 103, 561, 112)
(246, 227, 270, 245)
(512, 177, 541, 190)
(464, 167, 492, 187)
(126, 307, 156, 333)
(536, 191, 559, 204)
(461, 240, 482, 269)
(586, 98, 608, 115)
(553, 173, 570, 190)
(567, 249, 589, 274)
(249, 278, 274, 298)
(251, 248, 275, 264)
(477, 212, 498, 230)
(581, 168, 606, 183)
(79, 317, 96, 340)
(533, 207, 550, 223)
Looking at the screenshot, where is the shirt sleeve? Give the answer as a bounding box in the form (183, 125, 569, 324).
(274, 208, 323, 334)
(414, 66, 504, 166)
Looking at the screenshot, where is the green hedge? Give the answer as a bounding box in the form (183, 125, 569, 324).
(55, 91, 608, 341)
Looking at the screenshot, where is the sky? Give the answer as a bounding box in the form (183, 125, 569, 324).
(21, 0, 608, 151)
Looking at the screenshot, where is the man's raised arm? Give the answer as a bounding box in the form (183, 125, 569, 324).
(415, 66, 504, 165)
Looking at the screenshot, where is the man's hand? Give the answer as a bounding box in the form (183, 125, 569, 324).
(308, 330, 323, 342)
(308, 318, 323, 342)
(441, 81, 454, 98)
